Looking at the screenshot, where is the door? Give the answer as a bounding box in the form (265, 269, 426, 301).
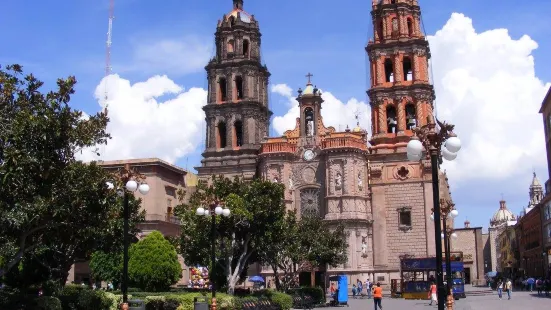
(464, 268, 471, 284)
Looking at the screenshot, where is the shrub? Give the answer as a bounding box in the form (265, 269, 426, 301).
(32, 296, 62, 310)
(145, 296, 166, 310)
(270, 292, 293, 310)
(128, 231, 182, 291)
(77, 289, 112, 310)
(296, 286, 324, 304)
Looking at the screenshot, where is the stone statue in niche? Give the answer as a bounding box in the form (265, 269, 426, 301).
(361, 236, 368, 257)
(358, 171, 363, 191)
(306, 120, 314, 136)
(273, 177, 279, 183)
(335, 172, 342, 190)
(288, 178, 294, 190)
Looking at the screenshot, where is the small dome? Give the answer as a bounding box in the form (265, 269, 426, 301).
(226, 9, 252, 23)
(490, 200, 515, 226)
(530, 172, 542, 188)
(302, 83, 315, 95)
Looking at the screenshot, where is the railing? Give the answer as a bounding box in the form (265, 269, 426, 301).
(145, 213, 181, 225)
(260, 142, 296, 154)
(322, 137, 368, 150)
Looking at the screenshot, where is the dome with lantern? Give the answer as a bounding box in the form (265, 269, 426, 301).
(225, 0, 253, 23)
(490, 200, 516, 227)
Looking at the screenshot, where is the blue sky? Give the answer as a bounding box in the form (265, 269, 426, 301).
(2, 0, 550, 230)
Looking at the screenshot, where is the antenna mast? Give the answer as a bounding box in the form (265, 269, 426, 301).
(104, 0, 115, 111)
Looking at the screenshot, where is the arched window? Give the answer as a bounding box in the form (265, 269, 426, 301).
(227, 39, 235, 53)
(405, 103, 416, 130)
(403, 57, 413, 81)
(386, 106, 397, 133)
(304, 107, 314, 136)
(384, 59, 394, 83)
(218, 77, 228, 102)
(217, 121, 227, 148)
(235, 76, 244, 100)
(243, 39, 250, 57)
(407, 18, 414, 37)
(377, 20, 384, 41)
(234, 120, 243, 147)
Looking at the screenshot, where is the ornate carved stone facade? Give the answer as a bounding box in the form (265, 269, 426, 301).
(197, 0, 453, 284)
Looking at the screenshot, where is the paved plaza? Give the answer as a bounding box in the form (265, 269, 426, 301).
(322, 290, 551, 310)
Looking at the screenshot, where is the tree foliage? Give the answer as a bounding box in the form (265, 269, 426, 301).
(258, 213, 349, 291)
(176, 176, 287, 294)
(128, 231, 182, 291)
(0, 64, 144, 287)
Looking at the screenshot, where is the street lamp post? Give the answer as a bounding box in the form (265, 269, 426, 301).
(407, 117, 461, 310)
(106, 164, 150, 310)
(196, 202, 230, 310)
(432, 199, 459, 293)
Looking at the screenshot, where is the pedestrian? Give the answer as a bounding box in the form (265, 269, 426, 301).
(497, 279, 503, 299)
(366, 279, 372, 299)
(373, 282, 383, 310)
(352, 284, 357, 298)
(505, 278, 512, 300)
(428, 282, 437, 305)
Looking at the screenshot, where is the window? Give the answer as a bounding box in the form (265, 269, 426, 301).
(234, 120, 243, 147)
(235, 76, 244, 100)
(227, 39, 235, 53)
(400, 210, 412, 226)
(405, 103, 416, 129)
(384, 59, 394, 82)
(217, 121, 227, 148)
(402, 57, 413, 81)
(218, 77, 228, 102)
(386, 106, 397, 133)
(243, 39, 250, 57)
(407, 18, 413, 36)
(165, 186, 176, 198)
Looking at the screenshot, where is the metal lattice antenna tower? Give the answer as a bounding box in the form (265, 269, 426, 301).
(104, 0, 115, 113)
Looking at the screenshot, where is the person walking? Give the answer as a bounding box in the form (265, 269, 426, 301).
(366, 279, 372, 299)
(505, 278, 512, 300)
(428, 282, 438, 305)
(497, 279, 503, 299)
(373, 282, 383, 310)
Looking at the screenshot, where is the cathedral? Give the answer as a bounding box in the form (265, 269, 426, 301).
(197, 0, 452, 283)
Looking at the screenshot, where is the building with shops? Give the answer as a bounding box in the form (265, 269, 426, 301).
(196, 0, 453, 286)
(450, 220, 485, 285)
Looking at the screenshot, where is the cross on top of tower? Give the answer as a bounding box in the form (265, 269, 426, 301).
(233, 0, 243, 10)
(306, 72, 313, 84)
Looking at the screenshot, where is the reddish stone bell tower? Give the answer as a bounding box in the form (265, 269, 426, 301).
(366, 0, 434, 150)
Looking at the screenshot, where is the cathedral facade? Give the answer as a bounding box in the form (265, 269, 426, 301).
(197, 0, 451, 283)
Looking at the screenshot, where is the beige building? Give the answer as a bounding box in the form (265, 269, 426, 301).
(451, 220, 485, 285)
(487, 200, 517, 273)
(67, 158, 197, 285)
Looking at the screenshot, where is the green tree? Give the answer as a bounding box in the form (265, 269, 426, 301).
(89, 251, 122, 289)
(0, 64, 144, 287)
(177, 176, 287, 294)
(258, 213, 348, 291)
(128, 231, 182, 291)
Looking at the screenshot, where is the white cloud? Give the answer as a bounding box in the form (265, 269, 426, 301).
(78, 74, 207, 163)
(427, 13, 550, 182)
(274, 13, 550, 185)
(127, 35, 212, 76)
(272, 87, 371, 135)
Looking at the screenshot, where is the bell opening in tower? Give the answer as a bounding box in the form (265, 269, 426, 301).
(386, 106, 397, 133)
(407, 18, 414, 37)
(243, 39, 250, 58)
(377, 21, 383, 41)
(405, 103, 417, 130)
(403, 57, 413, 81)
(304, 107, 314, 136)
(227, 39, 235, 53)
(218, 77, 228, 102)
(217, 121, 227, 148)
(384, 59, 394, 83)
(235, 76, 244, 100)
(234, 120, 243, 147)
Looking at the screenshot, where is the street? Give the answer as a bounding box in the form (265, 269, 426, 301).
(324, 289, 551, 310)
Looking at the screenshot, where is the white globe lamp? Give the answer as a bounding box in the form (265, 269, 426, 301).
(138, 183, 150, 195)
(222, 208, 231, 217)
(445, 136, 461, 153)
(106, 182, 114, 190)
(441, 233, 445, 239)
(215, 206, 223, 215)
(407, 152, 422, 162)
(204, 209, 210, 216)
(442, 147, 457, 161)
(196, 207, 205, 216)
(430, 213, 434, 221)
(125, 180, 138, 192)
(407, 139, 423, 156)
(451, 232, 458, 239)
(450, 209, 459, 218)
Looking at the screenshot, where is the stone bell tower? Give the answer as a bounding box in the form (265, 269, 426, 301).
(197, 0, 271, 180)
(366, 0, 444, 273)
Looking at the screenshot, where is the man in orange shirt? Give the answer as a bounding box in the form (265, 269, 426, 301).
(372, 282, 383, 309)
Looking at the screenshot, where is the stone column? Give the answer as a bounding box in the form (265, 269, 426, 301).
(225, 117, 233, 149)
(242, 74, 248, 99)
(412, 52, 420, 82)
(398, 11, 405, 37)
(343, 160, 349, 195)
(415, 100, 424, 127)
(209, 118, 217, 149)
(382, 15, 388, 38)
(396, 98, 405, 133)
(393, 53, 402, 84)
(371, 187, 388, 266)
(378, 104, 386, 134)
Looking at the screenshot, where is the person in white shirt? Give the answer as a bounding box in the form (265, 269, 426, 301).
(366, 279, 372, 299)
